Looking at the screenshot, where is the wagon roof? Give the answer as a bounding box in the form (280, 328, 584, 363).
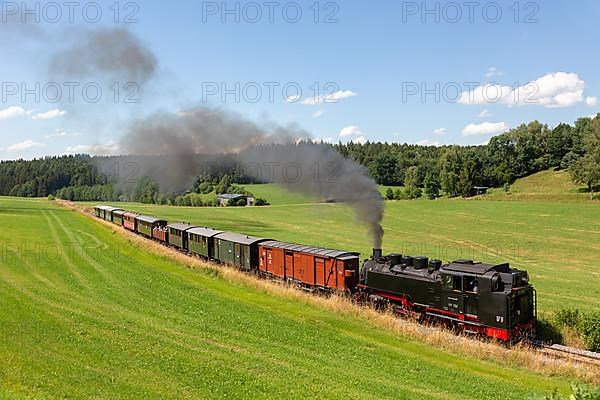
(187, 227, 224, 237)
(214, 231, 268, 245)
(135, 215, 166, 224)
(112, 209, 126, 216)
(442, 260, 510, 275)
(260, 240, 359, 258)
(123, 212, 139, 217)
(95, 205, 118, 210)
(167, 223, 197, 232)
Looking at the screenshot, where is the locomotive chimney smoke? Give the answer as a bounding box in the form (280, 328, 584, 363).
(48, 27, 158, 84)
(373, 248, 382, 259)
(118, 108, 385, 248)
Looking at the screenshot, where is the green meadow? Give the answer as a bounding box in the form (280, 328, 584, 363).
(0, 197, 578, 399)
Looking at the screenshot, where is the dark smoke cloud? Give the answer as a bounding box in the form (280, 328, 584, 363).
(117, 107, 384, 248)
(240, 144, 385, 248)
(119, 108, 305, 155)
(48, 27, 157, 83)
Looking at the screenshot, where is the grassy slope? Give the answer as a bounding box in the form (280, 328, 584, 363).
(0, 197, 575, 399)
(483, 169, 592, 202)
(99, 178, 600, 314)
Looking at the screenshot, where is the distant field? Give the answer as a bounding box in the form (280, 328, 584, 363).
(93, 173, 600, 314)
(0, 197, 577, 399)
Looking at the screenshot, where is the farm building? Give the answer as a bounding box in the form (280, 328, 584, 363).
(217, 194, 255, 207)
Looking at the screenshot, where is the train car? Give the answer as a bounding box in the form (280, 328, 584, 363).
(94, 205, 104, 218)
(188, 227, 224, 258)
(112, 209, 126, 226)
(135, 215, 167, 238)
(360, 250, 536, 341)
(122, 212, 138, 231)
(167, 223, 197, 250)
(258, 241, 360, 292)
(213, 232, 269, 271)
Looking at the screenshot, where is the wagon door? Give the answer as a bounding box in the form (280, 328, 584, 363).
(284, 251, 293, 280)
(315, 257, 325, 287)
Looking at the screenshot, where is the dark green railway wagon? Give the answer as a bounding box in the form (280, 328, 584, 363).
(94, 205, 103, 218)
(112, 209, 125, 225)
(135, 215, 167, 238)
(188, 227, 224, 258)
(103, 207, 121, 222)
(213, 232, 269, 270)
(167, 223, 197, 250)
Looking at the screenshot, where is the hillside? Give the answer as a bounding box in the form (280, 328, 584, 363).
(0, 197, 589, 398)
(482, 169, 593, 202)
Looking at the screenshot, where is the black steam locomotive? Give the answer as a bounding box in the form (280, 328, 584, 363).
(358, 249, 536, 341)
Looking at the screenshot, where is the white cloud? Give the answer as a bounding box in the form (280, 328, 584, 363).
(32, 109, 67, 120)
(338, 125, 363, 137)
(45, 128, 78, 139)
(0, 106, 29, 120)
(312, 137, 334, 144)
(301, 90, 358, 105)
(485, 67, 503, 78)
(462, 122, 509, 137)
(585, 96, 598, 107)
(352, 136, 367, 145)
(415, 139, 442, 146)
(5, 139, 46, 152)
(433, 128, 447, 136)
(64, 141, 118, 155)
(459, 72, 589, 108)
(286, 95, 301, 103)
(478, 109, 492, 118)
(312, 109, 325, 118)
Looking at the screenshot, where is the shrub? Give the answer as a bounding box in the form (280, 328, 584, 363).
(385, 188, 394, 200)
(47, 194, 55, 201)
(554, 308, 580, 328)
(255, 198, 269, 206)
(577, 312, 600, 352)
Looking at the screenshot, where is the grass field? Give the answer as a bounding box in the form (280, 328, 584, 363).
(0, 197, 583, 399)
(97, 177, 600, 315)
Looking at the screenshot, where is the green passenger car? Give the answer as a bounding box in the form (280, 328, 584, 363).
(188, 227, 224, 258)
(213, 232, 269, 270)
(112, 209, 125, 226)
(135, 215, 167, 238)
(167, 223, 197, 250)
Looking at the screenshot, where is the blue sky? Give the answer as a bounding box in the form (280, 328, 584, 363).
(1, 0, 599, 159)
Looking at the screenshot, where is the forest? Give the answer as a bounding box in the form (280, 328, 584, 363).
(1, 114, 599, 203)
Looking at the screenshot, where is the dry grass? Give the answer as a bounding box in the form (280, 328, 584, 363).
(59, 200, 600, 385)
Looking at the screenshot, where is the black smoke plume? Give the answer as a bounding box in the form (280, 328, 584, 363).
(48, 27, 157, 84)
(117, 107, 384, 248)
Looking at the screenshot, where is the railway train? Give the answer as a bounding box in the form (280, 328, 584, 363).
(94, 205, 537, 341)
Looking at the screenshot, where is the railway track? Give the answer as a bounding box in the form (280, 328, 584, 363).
(532, 341, 600, 366)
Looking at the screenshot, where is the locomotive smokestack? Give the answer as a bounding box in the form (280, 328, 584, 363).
(373, 248, 382, 259)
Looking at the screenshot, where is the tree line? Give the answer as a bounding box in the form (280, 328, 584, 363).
(1, 114, 599, 202)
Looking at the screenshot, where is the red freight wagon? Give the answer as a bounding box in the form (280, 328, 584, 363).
(258, 241, 360, 292)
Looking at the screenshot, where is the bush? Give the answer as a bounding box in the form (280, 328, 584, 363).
(47, 194, 55, 201)
(552, 308, 600, 352)
(554, 308, 580, 328)
(577, 312, 600, 352)
(385, 188, 394, 200)
(255, 198, 269, 206)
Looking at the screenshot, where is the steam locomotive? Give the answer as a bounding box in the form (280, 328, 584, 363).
(94, 205, 537, 342)
(360, 249, 536, 341)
